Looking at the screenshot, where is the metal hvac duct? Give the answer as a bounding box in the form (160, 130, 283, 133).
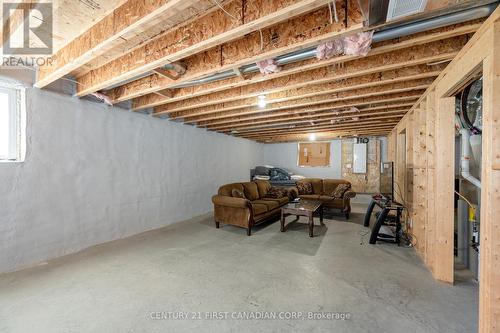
(168, 2, 499, 89)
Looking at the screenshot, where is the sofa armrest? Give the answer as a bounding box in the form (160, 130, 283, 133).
(344, 191, 356, 199)
(212, 195, 251, 209)
(287, 187, 299, 200)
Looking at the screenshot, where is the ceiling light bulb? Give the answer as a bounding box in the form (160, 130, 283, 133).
(309, 133, 316, 141)
(257, 99, 267, 108)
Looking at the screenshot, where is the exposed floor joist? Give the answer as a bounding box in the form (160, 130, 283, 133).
(213, 108, 409, 132)
(74, 0, 356, 97)
(30, 0, 490, 143)
(170, 81, 431, 122)
(35, 0, 207, 88)
(135, 22, 478, 111)
(108, 0, 364, 103)
(204, 102, 415, 129)
(156, 60, 448, 118)
(184, 93, 423, 124)
(242, 123, 397, 141)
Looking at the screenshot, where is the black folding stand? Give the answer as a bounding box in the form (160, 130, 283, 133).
(363, 197, 404, 245)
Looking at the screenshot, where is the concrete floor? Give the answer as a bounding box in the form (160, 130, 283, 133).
(0, 204, 478, 333)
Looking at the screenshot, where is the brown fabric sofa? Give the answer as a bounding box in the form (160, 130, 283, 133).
(212, 180, 290, 236)
(294, 178, 356, 219)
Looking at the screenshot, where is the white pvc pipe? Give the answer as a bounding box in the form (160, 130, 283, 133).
(460, 128, 482, 189)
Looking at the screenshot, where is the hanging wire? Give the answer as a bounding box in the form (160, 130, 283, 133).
(212, 0, 239, 21)
(212, 0, 264, 51)
(328, 1, 339, 24)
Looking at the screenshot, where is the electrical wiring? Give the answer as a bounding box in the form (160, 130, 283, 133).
(328, 1, 339, 24)
(455, 190, 474, 209)
(212, 0, 264, 50)
(212, 0, 239, 21)
(393, 181, 417, 248)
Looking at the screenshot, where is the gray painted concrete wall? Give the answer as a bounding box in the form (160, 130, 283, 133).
(260, 138, 388, 179)
(0, 88, 262, 274)
(260, 140, 343, 178)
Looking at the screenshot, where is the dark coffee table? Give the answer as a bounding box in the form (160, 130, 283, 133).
(280, 200, 324, 237)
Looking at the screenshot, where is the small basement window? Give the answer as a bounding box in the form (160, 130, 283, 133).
(297, 142, 331, 167)
(0, 84, 26, 162)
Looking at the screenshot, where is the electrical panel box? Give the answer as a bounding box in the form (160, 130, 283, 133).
(353, 143, 367, 173)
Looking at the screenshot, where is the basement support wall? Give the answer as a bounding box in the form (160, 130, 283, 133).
(0, 87, 262, 274)
(388, 11, 500, 333)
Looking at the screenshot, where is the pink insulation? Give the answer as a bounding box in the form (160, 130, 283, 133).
(343, 31, 374, 57)
(316, 39, 344, 60)
(316, 31, 374, 60)
(91, 92, 113, 106)
(256, 59, 281, 75)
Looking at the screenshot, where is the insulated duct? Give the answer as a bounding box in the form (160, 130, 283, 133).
(168, 2, 498, 89)
(460, 128, 481, 189)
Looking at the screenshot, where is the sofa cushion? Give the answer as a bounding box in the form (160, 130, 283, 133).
(265, 187, 287, 199)
(323, 198, 344, 209)
(319, 195, 335, 202)
(231, 188, 246, 199)
(299, 194, 320, 200)
(253, 199, 280, 211)
(331, 183, 351, 199)
(242, 182, 260, 201)
(251, 203, 268, 215)
(262, 197, 289, 206)
(297, 182, 313, 195)
(218, 183, 244, 197)
(254, 180, 271, 198)
(301, 178, 323, 194)
(323, 179, 351, 196)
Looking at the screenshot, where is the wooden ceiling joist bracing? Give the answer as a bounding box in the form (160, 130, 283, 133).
(108, 0, 364, 103)
(136, 21, 478, 111)
(73, 0, 360, 97)
(33, 0, 489, 142)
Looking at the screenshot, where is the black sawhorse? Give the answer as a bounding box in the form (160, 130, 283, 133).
(363, 197, 404, 245)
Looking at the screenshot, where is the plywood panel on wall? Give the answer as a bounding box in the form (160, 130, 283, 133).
(298, 142, 331, 167)
(341, 138, 380, 193)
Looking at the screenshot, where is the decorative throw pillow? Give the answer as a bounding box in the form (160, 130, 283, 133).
(331, 183, 351, 199)
(265, 187, 287, 199)
(231, 188, 246, 199)
(287, 188, 298, 200)
(297, 182, 313, 195)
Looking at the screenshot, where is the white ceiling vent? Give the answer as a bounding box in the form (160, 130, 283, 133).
(386, 0, 428, 21)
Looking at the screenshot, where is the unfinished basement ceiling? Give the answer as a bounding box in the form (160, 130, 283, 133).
(0, 0, 128, 53)
(30, 0, 499, 142)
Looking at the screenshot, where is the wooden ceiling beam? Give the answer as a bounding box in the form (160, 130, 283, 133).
(241, 125, 398, 140)
(204, 102, 413, 128)
(107, 0, 364, 103)
(169, 80, 431, 121)
(212, 108, 408, 132)
(74, 0, 357, 97)
(225, 113, 406, 135)
(154, 57, 449, 117)
(153, 89, 174, 99)
(151, 35, 463, 115)
(237, 115, 402, 134)
(185, 93, 421, 124)
(35, 0, 200, 88)
(129, 20, 480, 108)
(240, 122, 398, 138)
(253, 129, 392, 142)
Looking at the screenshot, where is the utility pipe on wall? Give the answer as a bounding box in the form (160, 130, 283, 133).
(460, 128, 482, 189)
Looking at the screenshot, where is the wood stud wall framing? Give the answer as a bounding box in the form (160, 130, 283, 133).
(388, 8, 500, 332)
